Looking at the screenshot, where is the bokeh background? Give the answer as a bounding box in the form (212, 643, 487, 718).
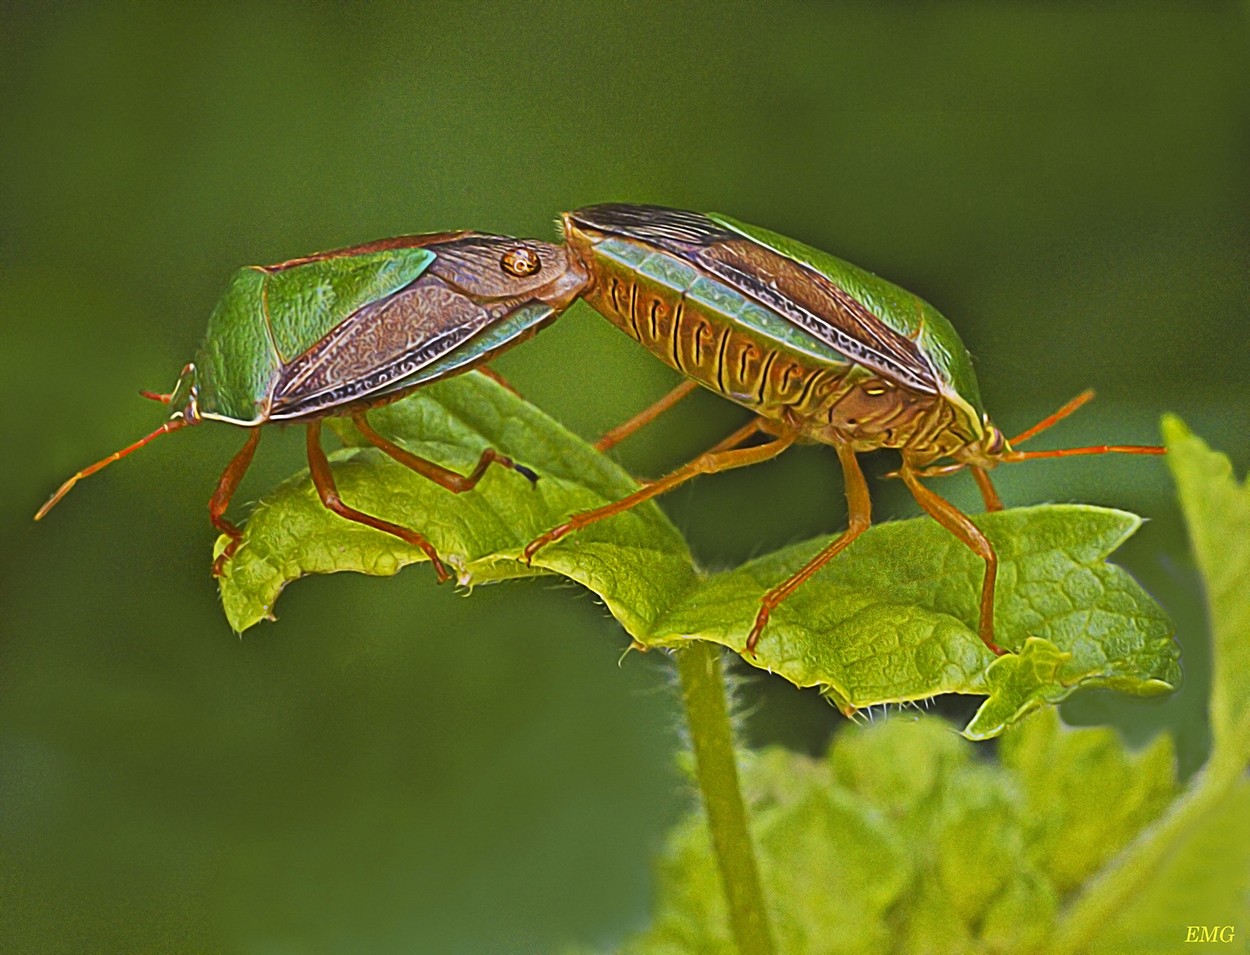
(3, 3, 1247, 951)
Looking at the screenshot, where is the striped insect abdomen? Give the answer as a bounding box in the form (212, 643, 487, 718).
(577, 233, 866, 422)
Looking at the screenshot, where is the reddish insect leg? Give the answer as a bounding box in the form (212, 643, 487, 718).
(524, 418, 790, 564)
(971, 466, 1004, 512)
(209, 427, 262, 576)
(594, 379, 700, 451)
(474, 365, 523, 397)
(352, 413, 536, 490)
(305, 420, 452, 582)
(746, 442, 872, 654)
(899, 467, 1004, 656)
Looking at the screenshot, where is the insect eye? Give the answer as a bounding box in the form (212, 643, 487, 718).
(501, 247, 541, 277)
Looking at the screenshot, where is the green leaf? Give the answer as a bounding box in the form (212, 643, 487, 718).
(1095, 779, 1250, 954)
(620, 712, 1187, 955)
(651, 506, 1178, 738)
(1163, 415, 1250, 766)
(623, 741, 911, 955)
(218, 372, 1175, 734)
(618, 420, 1250, 955)
(1044, 417, 1250, 954)
(962, 636, 1071, 740)
(215, 371, 699, 633)
(999, 707, 1179, 894)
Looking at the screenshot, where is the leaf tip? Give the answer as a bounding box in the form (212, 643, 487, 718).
(1138, 676, 1181, 696)
(1160, 413, 1191, 447)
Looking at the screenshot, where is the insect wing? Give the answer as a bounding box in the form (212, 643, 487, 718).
(262, 245, 438, 363)
(267, 234, 581, 418)
(569, 205, 939, 395)
(371, 301, 558, 396)
(709, 213, 985, 419)
(268, 271, 495, 418)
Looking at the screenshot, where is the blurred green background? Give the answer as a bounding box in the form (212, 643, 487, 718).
(2, 3, 1247, 951)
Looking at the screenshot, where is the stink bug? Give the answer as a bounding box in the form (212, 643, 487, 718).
(37, 231, 588, 578)
(524, 204, 1164, 656)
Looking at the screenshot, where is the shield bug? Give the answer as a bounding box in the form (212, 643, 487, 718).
(524, 204, 1164, 656)
(37, 231, 589, 579)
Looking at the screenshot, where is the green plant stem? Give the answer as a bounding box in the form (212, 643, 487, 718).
(675, 641, 777, 955)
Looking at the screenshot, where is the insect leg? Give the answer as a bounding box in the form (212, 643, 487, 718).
(305, 420, 452, 582)
(746, 442, 871, 654)
(209, 427, 262, 576)
(352, 413, 536, 491)
(898, 467, 1005, 656)
(475, 365, 523, 397)
(524, 418, 790, 563)
(594, 379, 700, 451)
(971, 466, 1004, 512)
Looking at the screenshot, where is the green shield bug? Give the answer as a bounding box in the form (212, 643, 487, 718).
(524, 204, 1164, 657)
(37, 231, 589, 579)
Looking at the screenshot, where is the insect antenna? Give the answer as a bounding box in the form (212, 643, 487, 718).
(1004, 388, 1164, 461)
(35, 416, 195, 521)
(1006, 443, 1166, 462)
(1009, 388, 1096, 445)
